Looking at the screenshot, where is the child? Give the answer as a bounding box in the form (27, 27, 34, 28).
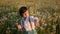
(17, 6, 39, 34)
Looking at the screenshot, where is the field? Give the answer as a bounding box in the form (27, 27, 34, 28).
(0, 0, 60, 34)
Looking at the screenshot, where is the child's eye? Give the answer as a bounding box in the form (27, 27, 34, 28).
(24, 14, 26, 15)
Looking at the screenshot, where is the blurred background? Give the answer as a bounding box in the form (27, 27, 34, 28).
(0, 0, 60, 34)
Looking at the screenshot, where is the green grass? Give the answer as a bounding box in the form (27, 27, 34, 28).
(0, 0, 60, 34)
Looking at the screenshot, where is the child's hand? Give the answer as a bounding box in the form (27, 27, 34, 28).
(35, 18, 39, 27)
(17, 25, 22, 30)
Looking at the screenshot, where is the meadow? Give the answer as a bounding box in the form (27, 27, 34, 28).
(0, 0, 60, 34)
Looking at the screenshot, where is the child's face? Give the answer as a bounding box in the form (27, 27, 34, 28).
(22, 10, 29, 18)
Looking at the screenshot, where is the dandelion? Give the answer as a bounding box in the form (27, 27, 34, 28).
(48, 16, 51, 19)
(11, 12, 17, 15)
(2, 16, 7, 20)
(52, 25, 56, 30)
(49, 23, 51, 26)
(42, 22, 45, 25)
(8, 13, 12, 15)
(44, 23, 47, 27)
(59, 15, 60, 18)
(53, 12, 57, 16)
(51, 32, 54, 34)
(40, 26, 44, 30)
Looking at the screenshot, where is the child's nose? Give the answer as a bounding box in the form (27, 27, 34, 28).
(25, 14, 26, 15)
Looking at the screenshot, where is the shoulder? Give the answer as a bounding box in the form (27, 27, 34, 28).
(20, 18, 24, 23)
(29, 16, 38, 19)
(29, 16, 34, 18)
(29, 16, 38, 21)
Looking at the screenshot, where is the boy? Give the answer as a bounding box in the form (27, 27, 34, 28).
(17, 6, 39, 34)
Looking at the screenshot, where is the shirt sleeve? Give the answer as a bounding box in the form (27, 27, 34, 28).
(20, 20, 22, 25)
(30, 16, 38, 23)
(18, 18, 23, 26)
(33, 17, 38, 23)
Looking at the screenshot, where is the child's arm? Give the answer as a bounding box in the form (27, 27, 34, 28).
(30, 16, 39, 27)
(17, 24, 22, 30)
(34, 17, 39, 27)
